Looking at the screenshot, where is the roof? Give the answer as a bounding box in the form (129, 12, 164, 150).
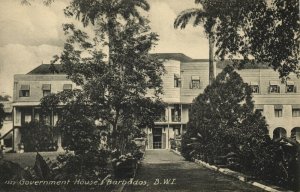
(27, 64, 65, 75)
(27, 54, 270, 75)
(150, 53, 194, 62)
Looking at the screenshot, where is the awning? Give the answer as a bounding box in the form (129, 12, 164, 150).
(20, 85, 30, 90)
(254, 104, 264, 110)
(269, 81, 280, 86)
(274, 104, 283, 109)
(42, 84, 51, 90)
(286, 81, 294, 85)
(292, 104, 300, 109)
(63, 84, 72, 90)
(250, 82, 259, 86)
(174, 74, 181, 79)
(191, 76, 200, 80)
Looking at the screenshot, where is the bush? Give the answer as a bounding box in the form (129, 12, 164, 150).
(186, 65, 299, 190)
(20, 121, 57, 152)
(180, 132, 195, 161)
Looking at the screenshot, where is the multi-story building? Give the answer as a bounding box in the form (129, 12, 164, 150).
(12, 64, 76, 151)
(0, 101, 13, 150)
(11, 53, 300, 151)
(144, 53, 300, 149)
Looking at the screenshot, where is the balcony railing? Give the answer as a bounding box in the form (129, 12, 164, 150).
(172, 115, 181, 122)
(155, 116, 167, 122)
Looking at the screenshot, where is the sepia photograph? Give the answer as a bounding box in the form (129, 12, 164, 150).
(0, 0, 299, 191)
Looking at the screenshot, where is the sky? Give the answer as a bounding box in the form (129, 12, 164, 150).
(0, 0, 208, 97)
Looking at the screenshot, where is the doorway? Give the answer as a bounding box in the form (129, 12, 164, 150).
(153, 128, 162, 149)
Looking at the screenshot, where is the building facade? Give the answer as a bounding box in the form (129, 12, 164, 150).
(12, 65, 75, 151)
(11, 54, 300, 151)
(0, 101, 13, 150)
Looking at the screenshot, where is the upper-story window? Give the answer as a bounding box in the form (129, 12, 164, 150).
(292, 107, 300, 117)
(42, 84, 51, 96)
(250, 82, 259, 93)
(274, 105, 283, 117)
(171, 104, 181, 122)
(19, 85, 30, 97)
(190, 76, 200, 89)
(269, 81, 280, 93)
(274, 109, 283, 117)
(63, 84, 72, 91)
(174, 74, 181, 88)
(254, 105, 264, 114)
(286, 81, 297, 93)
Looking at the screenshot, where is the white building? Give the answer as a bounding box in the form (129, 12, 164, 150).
(11, 53, 300, 151)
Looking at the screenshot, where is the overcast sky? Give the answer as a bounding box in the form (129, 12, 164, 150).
(0, 0, 208, 96)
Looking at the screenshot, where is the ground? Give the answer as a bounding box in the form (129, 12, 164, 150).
(3, 151, 64, 167)
(2, 150, 265, 191)
(123, 150, 264, 192)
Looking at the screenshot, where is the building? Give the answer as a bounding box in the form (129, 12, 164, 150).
(143, 53, 300, 149)
(12, 64, 76, 151)
(0, 101, 13, 150)
(11, 53, 300, 151)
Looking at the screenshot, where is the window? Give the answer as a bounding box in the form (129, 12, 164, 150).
(250, 85, 259, 93)
(286, 81, 296, 93)
(171, 104, 181, 122)
(255, 109, 263, 114)
(19, 85, 30, 97)
(63, 84, 72, 91)
(292, 109, 300, 117)
(190, 76, 200, 89)
(274, 109, 282, 117)
(174, 74, 181, 88)
(42, 84, 51, 96)
(269, 81, 280, 93)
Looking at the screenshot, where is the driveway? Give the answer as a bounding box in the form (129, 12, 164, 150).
(123, 150, 264, 192)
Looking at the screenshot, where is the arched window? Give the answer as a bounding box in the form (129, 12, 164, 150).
(291, 127, 300, 142)
(273, 127, 287, 140)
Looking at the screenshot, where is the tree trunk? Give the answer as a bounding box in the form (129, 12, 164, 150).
(208, 34, 216, 85)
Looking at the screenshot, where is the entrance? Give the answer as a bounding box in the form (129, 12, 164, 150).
(153, 128, 162, 149)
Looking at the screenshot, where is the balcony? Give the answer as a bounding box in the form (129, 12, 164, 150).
(155, 116, 167, 122)
(172, 115, 181, 122)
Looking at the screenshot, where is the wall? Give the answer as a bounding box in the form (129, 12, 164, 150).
(14, 74, 75, 102)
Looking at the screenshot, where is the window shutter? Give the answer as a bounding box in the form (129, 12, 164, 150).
(42, 84, 51, 90)
(162, 133, 166, 149)
(20, 85, 30, 90)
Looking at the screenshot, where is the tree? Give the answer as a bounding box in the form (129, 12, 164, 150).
(174, 0, 269, 84)
(41, 1, 165, 153)
(175, 0, 299, 78)
(0, 103, 4, 129)
(0, 95, 11, 102)
(187, 65, 269, 159)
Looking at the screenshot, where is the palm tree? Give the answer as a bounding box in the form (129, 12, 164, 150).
(174, 4, 217, 85)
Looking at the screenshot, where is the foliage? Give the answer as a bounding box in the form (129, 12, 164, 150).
(0, 95, 11, 101)
(185, 65, 299, 189)
(40, 0, 165, 154)
(19, 121, 57, 152)
(175, 0, 299, 77)
(0, 103, 4, 129)
(0, 152, 111, 191)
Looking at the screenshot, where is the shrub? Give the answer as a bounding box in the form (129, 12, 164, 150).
(186, 65, 299, 189)
(20, 121, 57, 152)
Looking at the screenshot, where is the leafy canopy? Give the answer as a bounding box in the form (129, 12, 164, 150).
(187, 65, 269, 157)
(175, 0, 299, 77)
(41, 0, 165, 153)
